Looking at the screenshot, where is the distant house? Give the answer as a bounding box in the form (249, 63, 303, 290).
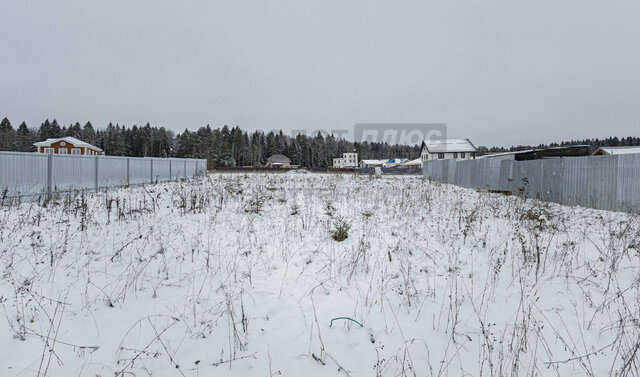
(420, 139, 477, 161)
(333, 152, 358, 168)
(358, 159, 386, 168)
(266, 154, 291, 168)
(402, 158, 423, 168)
(34, 137, 103, 156)
(592, 146, 640, 156)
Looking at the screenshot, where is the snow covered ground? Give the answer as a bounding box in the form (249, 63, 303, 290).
(0, 173, 638, 377)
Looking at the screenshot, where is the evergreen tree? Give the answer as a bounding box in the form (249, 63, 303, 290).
(176, 129, 195, 158)
(0, 117, 15, 150)
(16, 122, 35, 152)
(66, 122, 83, 138)
(5, 115, 639, 167)
(38, 119, 52, 140)
(50, 119, 61, 138)
(82, 122, 96, 144)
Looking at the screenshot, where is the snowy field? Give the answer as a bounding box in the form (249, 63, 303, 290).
(1, 173, 639, 377)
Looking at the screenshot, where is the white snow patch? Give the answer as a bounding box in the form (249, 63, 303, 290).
(0, 173, 638, 376)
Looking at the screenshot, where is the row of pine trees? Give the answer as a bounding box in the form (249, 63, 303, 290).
(1, 117, 638, 168)
(0, 118, 421, 168)
(476, 136, 640, 155)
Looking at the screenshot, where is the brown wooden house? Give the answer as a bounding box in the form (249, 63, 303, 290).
(34, 137, 103, 156)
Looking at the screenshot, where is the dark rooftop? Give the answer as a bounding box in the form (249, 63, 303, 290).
(268, 154, 291, 163)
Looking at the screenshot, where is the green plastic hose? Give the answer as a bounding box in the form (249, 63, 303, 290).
(329, 317, 363, 328)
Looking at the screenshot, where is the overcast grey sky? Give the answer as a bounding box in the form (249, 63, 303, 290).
(1, 0, 639, 147)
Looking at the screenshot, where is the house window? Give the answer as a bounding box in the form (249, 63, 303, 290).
(71, 148, 81, 155)
(44, 148, 54, 154)
(58, 148, 67, 154)
(60, 141, 66, 146)
(438, 153, 444, 159)
(461, 152, 465, 158)
(453, 152, 458, 158)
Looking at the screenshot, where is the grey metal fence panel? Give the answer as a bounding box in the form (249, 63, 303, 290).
(542, 158, 563, 203)
(446, 160, 456, 184)
(431, 160, 448, 182)
(191, 161, 199, 178)
(194, 160, 206, 177)
(422, 162, 430, 179)
(488, 159, 505, 190)
(429, 159, 504, 190)
(129, 158, 151, 185)
(464, 160, 476, 188)
(173, 159, 186, 179)
(616, 154, 640, 213)
(51, 154, 95, 192)
(455, 160, 471, 187)
(474, 159, 503, 190)
(424, 154, 640, 213)
(512, 160, 544, 199)
(98, 156, 129, 187)
(587, 155, 618, 210)
(498, 159, 513, 191)
(151, 158, 171, 182)
(561, 157, 587, 208)
(423, 160, 436, 180)
(0, 152, 49, 197)
(0, 151, 207, 198)
(425, 159, 453, 183)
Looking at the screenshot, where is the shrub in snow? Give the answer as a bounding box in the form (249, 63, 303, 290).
(331, 217, 351, 242)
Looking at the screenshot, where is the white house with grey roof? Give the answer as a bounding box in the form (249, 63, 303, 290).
(420, 138, 477, 161)
(358, 159, 386, 168)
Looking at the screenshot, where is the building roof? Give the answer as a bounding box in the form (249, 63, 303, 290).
(267, 154, 291, 163)
(386, 158, 408, 164)
(479, 145, 593, 160)
(515, 145, 591, 160)
(422, 138, 477, 153)
(360, 159, 386, 165)
(592, 146, 640, 155)
(33, 136, 103, 151)
(403, 158, 423, 165)
(477, 149, 533, 159)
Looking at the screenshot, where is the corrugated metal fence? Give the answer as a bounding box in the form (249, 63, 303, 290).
(0, 151, 207, 198)
(423, 154, 640, 213)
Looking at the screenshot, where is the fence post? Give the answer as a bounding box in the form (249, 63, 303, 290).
(184, 160, 187, 178)
(126, 158, 130, 186)
(94, 156, 99, 192)
(169, 159, 172, 181)
(150, 159, 154, 184)
(46, 153, 53, 198)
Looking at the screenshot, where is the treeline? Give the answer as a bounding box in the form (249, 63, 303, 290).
(2, 117, 638, 167)
(0, 118, 420, 168)
(0, 118, 174, 158)
(476, 137, 640, 155)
